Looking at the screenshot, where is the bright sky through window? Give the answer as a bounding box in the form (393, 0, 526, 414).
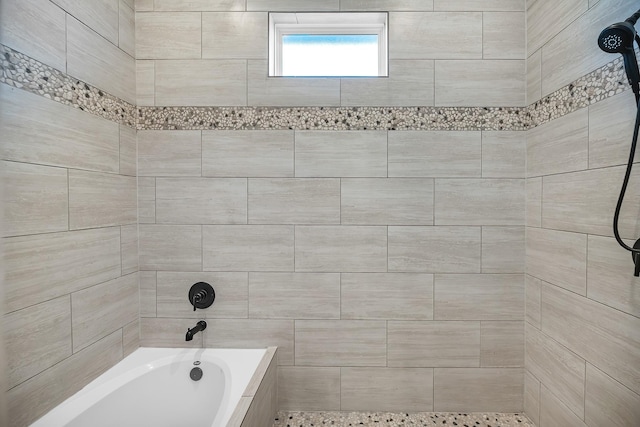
(281, 34, 379, 77)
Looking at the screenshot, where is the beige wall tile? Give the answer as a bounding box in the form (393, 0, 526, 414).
(295, 226, 387, 272)
(340, 60, 435, 106)
(53, 0, 119, 44)
(589, 91, 640, 168)
(249, 0, 339, 10)
(139, 225, 202, 271)
(482, 226, 525, 273)
(138, 130, 201, 176)
(136, 61, 155, 106)
(155, 60, 247, 106)
(541, 284, 640, 395)
(388, 321, 480, 367)
(526, 227, 587, 295)
(248, 60, 341, 106)
(121, 224, 138, 275)
(524, 371, 541, 426)
(481, 321, 523, 367)
(140, 318, 203, 347)
(248, 273, 340, 319)
(122, 319, 139, 356)
(5, 297, 71, 389)
(3, 161, 68, 237)
(8, 331, 122, 427)
(525, 324, 586, 418)
(433, 368, 523, 411)
(539, 385, 588, 427)
(204, 319, 294, 365)
(341, 273, 434, 320)
(587, 235, 640, 317)
(4, 228, 121, 312)
(527, 0, 586, 54)
(67, 16, 135, 104)
(119, 0, 135, 58)
(390, 12, 482, 59)
(585, 364, 640, 427)
(248, 179, 340, 224)
(138, 177, 156, 224)
(156, 178, 247, 224)
(139, 271, 157, 317)
(525, 274, 542, 329)
(341, 0, 433, 10)
(527, 50, 542, 104)
(0, 86, 120, 173)
(341, 178, 434, 225)
(202, 130, 294, 177)
(156, 271, 248, 319)
(295, 131, 387, 178)
(0, 0, 66, 71)
(435, 60, 525, 106)
(202, 12, 267, 59)
(71, 273, 138, 352)
(203, 225, 294, 271)
(527, 108, 588, 177)
(388, 131, 482, 178)
(483, 12, 525, 59)
(136, 12, 201, 59)
(155, 0, 245, 10)
(543, 166, 640, 238)
(526, 177, 542, 227)
(295, 320, 387, 366)
(228, 398, 251, 427)
(119, 125, 137, 176)
(341, 368, 434, 411)
(434, 274, 524, 320)
(136, 0, 153, 10)
(481, 131, 526, 178)
(388, 226, 481, 273)
(69, 170, 137, 229)
(434, 0, 524, 10)
(540, 0, 636, 96)
(277, 367, 340, 410)
(435, 179, 525, 225)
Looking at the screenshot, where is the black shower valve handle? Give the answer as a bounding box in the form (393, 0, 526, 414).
(188, 282, 216, 312)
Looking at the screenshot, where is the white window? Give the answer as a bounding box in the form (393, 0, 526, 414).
(269, 12, 388, 77)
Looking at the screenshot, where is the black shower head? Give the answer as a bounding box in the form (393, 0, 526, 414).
(598, 12, 640, 98)
(598, 21, 636, 53)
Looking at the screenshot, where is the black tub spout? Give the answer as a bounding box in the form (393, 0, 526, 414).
(185, 320, 207, 341)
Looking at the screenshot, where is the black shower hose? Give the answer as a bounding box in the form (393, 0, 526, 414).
(612, 94, 640, 258)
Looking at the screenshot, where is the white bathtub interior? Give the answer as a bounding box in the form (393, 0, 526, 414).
(30, 347, 267, 427)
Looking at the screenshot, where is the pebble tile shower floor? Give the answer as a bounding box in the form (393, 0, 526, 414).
(274, 412, 534, 427)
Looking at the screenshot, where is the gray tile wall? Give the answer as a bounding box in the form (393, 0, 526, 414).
(0, 1, 138, 425)
(139, 128, 526, 412)
(135, 2, 526, 107)
(525, 1, 640, 426)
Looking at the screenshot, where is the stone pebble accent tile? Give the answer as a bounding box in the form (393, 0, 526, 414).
(0, 44, 136, 128)
(137, 106, 529, 131)
(529, 54, 630, 128)
(0, 43, 633, 132)
(273, 412, 534, 427)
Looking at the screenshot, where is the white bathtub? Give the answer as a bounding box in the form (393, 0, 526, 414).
(30, 347, 267, 427)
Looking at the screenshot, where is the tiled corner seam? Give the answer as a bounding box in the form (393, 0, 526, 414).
(0, 43, 632, 132)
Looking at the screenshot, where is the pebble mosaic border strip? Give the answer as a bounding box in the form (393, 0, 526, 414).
(0, 43, 632, 132)
(0, 45, 136, 128)
(137, 105, 529, 131)
(273, 411, 534, 427)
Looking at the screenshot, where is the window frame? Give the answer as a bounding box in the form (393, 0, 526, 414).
(268, 12, 389, 77)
